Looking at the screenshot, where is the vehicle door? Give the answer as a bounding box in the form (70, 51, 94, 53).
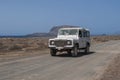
(86, 31, 90, 44)
(78, 30, 84, 48)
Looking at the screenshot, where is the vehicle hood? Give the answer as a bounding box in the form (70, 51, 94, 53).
(49, 35, 78, 41)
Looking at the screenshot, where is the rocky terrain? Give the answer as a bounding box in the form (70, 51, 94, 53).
(1, 25, 120, 53)
(91, 35, 120, 43)
(0, 35, 120, 53)
(0, 38, 48, 53)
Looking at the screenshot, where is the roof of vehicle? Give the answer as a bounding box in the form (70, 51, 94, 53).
(59, 27, 89, 31)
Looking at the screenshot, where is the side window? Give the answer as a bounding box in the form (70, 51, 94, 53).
(87, 31, 90, 37)
(79, 30, 82, 37)
(85, 31, 87, 37)
(85, 32, 86, 37)
(83, 31, 87, 37)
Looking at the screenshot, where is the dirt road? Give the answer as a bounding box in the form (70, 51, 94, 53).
(0, 40, 120, 80)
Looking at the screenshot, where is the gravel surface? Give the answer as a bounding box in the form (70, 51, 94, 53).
(97, 53, 120, 80)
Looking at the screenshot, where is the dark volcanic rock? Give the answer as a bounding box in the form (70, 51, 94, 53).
(49, 25, 80, 36)
(26, 25, 80, 37)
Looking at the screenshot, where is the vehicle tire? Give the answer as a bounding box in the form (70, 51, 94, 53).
(67, 50, 71, 54)
(85, 45, 89, 54)
(67, 50, 72, 55)
(72, 45, 78, 57)
(50, 49, 56, 56)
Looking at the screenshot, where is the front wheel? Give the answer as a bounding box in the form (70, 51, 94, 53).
(50, 49, 56, 56)
(85, 45, 90, 53)
(72, 45, 78, 57)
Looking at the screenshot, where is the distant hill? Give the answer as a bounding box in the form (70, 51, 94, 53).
(26, 25, 80, 37)
(26, 33, 52, 37)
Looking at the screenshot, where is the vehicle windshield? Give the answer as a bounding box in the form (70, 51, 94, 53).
(59, 29, 78, 35)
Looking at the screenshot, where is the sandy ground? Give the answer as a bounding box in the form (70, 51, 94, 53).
(0, 40, 120, 80)
(97, 53, 120, 80)
(0, 49, 49, 63)
(0, 36, 120, 80)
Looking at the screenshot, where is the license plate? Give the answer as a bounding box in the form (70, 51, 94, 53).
(56, 47, 63, 50)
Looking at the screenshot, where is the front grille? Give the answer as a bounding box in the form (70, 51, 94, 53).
(55, 40, 67, 47)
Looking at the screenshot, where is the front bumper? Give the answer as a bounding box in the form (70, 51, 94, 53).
(49, 46, 73, 51)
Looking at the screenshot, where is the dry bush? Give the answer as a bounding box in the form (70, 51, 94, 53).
(9, 44, 23, 51)
(0, 37, 49, 52)
(0, 36, 120, 52)
(91, 35, 120, 44)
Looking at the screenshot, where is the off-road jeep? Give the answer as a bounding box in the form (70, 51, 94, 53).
(48, 27, 90, 57)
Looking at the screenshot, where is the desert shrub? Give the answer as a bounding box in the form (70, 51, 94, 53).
(9, 44, 22, 51)
(0, 38, 49, 51)
(0, 43, 3, 46)
(0, 43, 3, 49)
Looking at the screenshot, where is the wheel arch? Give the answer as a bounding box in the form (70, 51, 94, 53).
(74, 43, 79, 48)
(86, 42, 90, 47)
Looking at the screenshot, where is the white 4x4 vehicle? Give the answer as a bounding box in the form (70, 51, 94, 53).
(48, 27, 90, 57)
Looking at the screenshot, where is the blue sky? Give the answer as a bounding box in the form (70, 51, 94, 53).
(0, 0, 120, 35)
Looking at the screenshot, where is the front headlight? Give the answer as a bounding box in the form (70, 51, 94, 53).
(50, 40, 55, 45)
(67, 40, 72, 45)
